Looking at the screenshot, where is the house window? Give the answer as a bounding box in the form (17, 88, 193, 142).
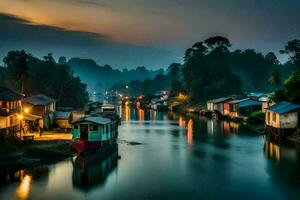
(272, 113, 277, 122)
(74, 125, 78, 129)
(92, 125, 98, 131)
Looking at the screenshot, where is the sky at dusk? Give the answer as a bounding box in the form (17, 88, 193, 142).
(0, 0, 300, 69)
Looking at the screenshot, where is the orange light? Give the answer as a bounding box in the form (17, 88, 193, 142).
(18, 114, 23, 120)
(138, 109, 144, 122)
(187, 119, 193, 145)
(24, 108, 30, 113)
(16, 175, 32, 200)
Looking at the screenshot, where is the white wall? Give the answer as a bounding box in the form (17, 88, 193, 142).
(280, 112, 298, 129)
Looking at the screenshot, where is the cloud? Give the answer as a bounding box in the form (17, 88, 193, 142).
(0, 13, 181, 69)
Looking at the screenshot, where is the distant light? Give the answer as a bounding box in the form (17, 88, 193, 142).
(126, 85, 129, 89)
(24, 108, 29, 113)
(18, 114, 23, 120)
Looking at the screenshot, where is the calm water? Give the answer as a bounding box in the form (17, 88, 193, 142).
(1, 107, 300, 200)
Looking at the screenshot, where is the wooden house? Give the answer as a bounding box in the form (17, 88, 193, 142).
(224, 98, 262, 118)
(259, 96, 275, 113)
(23, 94, 57, 130)
(0, 87, 22, 134)
(248, 92, 267, 101)
(54, 111, 72, 129)
(265, 102, 300, 129)
(207, 97, 233, 115)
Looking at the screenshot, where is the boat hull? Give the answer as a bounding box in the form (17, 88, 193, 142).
(73, 140, 115, 154)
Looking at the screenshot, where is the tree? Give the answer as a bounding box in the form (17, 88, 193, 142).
(181, 36, 242, 102)
(269, 70, 281, 88)
(280, 39, 300, 69)
(272, 71, 300, 104)
(3, 50, 29, 93)
(2, 51, 89, 108)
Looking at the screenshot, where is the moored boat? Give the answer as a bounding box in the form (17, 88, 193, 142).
(71, 115, 118, 154)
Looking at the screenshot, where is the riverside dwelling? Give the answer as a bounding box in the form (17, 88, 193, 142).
(0, 87, 22, 134)
(150, 98, 167, 110)
(71, 115, 118, 154)
(54, 111, 72, 129)
(259, 96, 275, 113)
(23, 94, 57, 130)
(207, 97, 233, 115)
(224, 98, 262, 118)
(265, 102, 300, 129)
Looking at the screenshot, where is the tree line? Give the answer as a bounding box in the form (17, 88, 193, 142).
(111, 36, 300, 104)
(0, 51, 89, 108)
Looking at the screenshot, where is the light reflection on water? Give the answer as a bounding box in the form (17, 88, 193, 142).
(1, 107, 300, 199)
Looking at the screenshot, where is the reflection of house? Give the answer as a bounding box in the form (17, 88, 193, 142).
(207, 97, 233, 115)
(73, 150, 118, 191)
(87, 102, 103, 114)
(224, 98, 262, 118)
(23, 94, 57, 130)
(265, 102, 300, 129)
(0, 87, 22, 134)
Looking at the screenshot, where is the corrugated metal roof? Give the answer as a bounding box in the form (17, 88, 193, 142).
(55, 111, 72, 120)
(0, 87, 22, 101)
(239, 99, 262, 108)
(227, 98, 262, 107)
(228, 98, 249, 104)
(72, 115, 111, 125)
(248, 92, 266, 98)
(24, 94, 57, 105)
(265, 101, 300, 114)
(207, 97, 232, 104)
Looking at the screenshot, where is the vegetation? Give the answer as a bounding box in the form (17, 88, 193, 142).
(111, 36, 288, 102)
(65, 57, 164, 92)
(247, 111, 265, 124)
(0, 51, 89, 108)
(182, 36, 242, 102)
(272, 40, 300, 104)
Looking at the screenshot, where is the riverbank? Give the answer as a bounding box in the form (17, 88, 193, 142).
(0, 136, 75, 173)
(167, 97, 300, 144)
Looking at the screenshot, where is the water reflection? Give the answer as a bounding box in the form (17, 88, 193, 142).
(178, 116, 186, 127)
(72, 149, 119, 191)
(264, 139, 300, 185)
(265, 140, 281, 162)
(125, 104, 130, 121)
(138, 109, 144, 122)
(16, 174, 32, 200)
(187, 119, 193, 145)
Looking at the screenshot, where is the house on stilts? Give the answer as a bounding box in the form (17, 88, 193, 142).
(265, 101, 300, 141)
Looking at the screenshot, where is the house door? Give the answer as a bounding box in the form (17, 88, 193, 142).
(80, 124, 89, 140)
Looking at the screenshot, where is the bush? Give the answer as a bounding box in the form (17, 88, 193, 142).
(248, 111, 265, 124)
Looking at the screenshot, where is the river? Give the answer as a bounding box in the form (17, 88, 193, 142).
(1, 107, 300, 199)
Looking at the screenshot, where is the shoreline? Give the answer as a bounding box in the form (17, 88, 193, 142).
(167, 99, 300, 145)
(0, 140, 75, 173)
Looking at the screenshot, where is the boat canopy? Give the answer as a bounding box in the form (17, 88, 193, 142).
(72, 115, 111, 125)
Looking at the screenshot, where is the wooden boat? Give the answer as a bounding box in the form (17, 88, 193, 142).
(71, 114, 118, 154)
